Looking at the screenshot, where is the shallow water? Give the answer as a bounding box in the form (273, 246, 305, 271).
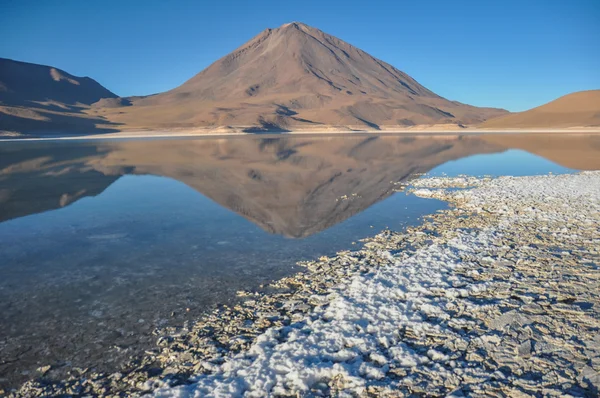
(0, 133, 599, 389)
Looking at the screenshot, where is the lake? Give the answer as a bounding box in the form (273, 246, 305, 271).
(1, 133, 599, 390)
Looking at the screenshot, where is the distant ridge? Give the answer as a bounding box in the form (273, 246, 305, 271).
(481, 90, 600, 128)
(0, 58, 117, 106)
(0, 58, 121, 134)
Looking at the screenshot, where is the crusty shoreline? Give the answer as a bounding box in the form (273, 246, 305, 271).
(1, 126, 600, 142)
(9, 172, 600, 397)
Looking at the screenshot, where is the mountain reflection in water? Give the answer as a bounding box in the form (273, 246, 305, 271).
(3, 133, 598, 236)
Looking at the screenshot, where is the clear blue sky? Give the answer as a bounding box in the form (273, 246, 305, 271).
(1, 0, 598, 111)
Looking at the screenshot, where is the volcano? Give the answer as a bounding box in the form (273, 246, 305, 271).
(102, 22, 507, 131)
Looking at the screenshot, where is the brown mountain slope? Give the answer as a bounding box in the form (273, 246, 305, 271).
(0, 58, 117, 106)
(0, 58, 121, 135)
(481, 90, 600, 128)
(99, 22, 507, 130)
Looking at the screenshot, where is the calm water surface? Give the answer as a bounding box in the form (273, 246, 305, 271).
(0, 133, 599, 389)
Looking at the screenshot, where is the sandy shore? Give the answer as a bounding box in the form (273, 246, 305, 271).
(9, 172, 600, 397)
(1, 126, 600, 142)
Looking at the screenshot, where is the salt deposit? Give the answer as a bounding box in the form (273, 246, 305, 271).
(11, 172, 600, 397)
(151, 172, 600, 397)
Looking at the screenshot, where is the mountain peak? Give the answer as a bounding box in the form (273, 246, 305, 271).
(273, 21, 316, 37)
(279, 21, 309, 29)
